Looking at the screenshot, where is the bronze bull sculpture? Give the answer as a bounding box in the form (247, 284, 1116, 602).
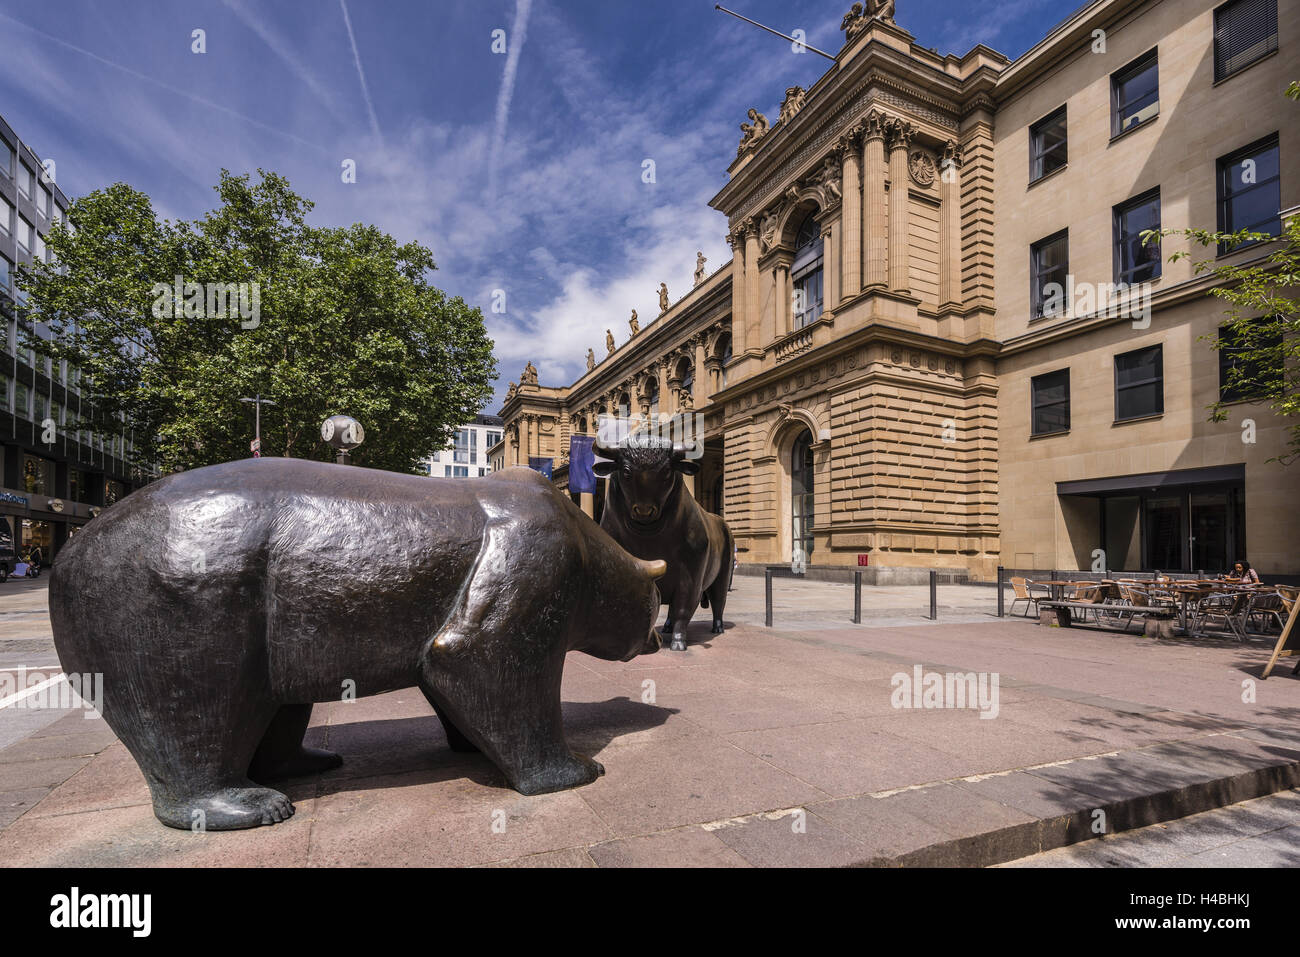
(49, 460, 666, 831)
(595, 436, 734, 651)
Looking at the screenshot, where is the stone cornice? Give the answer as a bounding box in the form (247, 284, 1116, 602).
(714, 64, 969, 227)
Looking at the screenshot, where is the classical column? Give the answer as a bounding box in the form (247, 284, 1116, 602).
(887, 119, 913, 294)
(657, 361, 670, 421)
(939, 138, 964, 309)
(693, 336, 708, 406)
(519, 415, 532, 465)
(823, 222, 839, 308)
(863, 111, 888, 288)
(728, 231, 747, 357)
(774, 261, 791, 337)
(839, 127, 862, 302)
(743, 223, 761, 353)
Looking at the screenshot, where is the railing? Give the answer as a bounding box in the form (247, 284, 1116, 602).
(773, 325, 814, 363)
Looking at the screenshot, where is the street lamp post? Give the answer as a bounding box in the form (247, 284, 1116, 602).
(239, 395, 277, 457)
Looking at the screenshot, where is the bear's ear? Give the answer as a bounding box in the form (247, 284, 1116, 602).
(592, 459, 616, 476)
(673, 457, 701, 476)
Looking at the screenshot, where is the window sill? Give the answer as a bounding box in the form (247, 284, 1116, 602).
(1113, 412, 1164, 426)
(1216, 236, 1279, 260)
(1212, 47, 1278, 87)
(1109, 113, 1159, 145)
(1030, 429, 1070, 440)
(1027, 164, 1068, 191)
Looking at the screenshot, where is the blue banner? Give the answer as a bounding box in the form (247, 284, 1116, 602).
(528, 457, 553, 480)
(568, 435, 596, 494)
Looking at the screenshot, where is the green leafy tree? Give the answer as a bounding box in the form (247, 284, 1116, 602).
(17, 170, 496, 474)
(1143, 82, 1298, 466)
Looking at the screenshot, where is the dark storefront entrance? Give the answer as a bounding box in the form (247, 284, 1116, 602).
(1059, 465, 1246, 574)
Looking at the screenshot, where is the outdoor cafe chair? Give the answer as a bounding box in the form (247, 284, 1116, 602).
(1009, 577, 1040, 618)
(1246, 591, 1286, 634)
(1193, 590, 1249, 641)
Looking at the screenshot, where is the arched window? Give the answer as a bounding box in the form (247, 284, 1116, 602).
(718, 333, 733, 389)
(645, 377, 659, 417)
(680, 360, 694, 397)
(792, 210, 824, 329)
(791, 428, 814, 564)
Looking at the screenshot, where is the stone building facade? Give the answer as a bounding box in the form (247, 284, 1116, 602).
(495, 0, 1298, 580)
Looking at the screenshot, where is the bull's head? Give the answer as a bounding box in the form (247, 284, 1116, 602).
(592, 435, 699, 526)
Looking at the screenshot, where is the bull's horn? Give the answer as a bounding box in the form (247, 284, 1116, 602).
(640, 559, 667, 581)
(593, 435, 619, 458)
(673, 441, 698, 456)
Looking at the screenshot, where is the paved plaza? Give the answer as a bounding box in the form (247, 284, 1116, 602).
(1, 574, 1298, 867)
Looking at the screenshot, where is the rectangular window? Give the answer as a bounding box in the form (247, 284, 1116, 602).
(1219, 320, 1282, 402)
(1030, 229, 1069, 319)
(453, 428, 475, 464)
(1217, 134, 1280, 250)
(1214, 0, 1278, 81)
(39, 187, 51, 219)
(1029, 106, 1067, 182)
(1031, 369, 1070, 436)
(0, 255, 9, 293)
(18, 163, 32, 199)
(0, 143, 12, 179)
(17, 217, 31, 253)
(452, 466, 469, 478)
(0, 377, 8, 411)
(1114, 188, 1162, 284)
(0, 196, 10, 236)
(14, 382, 28, 419)
(1111, 48, 1159, 136)
(1114, 345, 1164, 421)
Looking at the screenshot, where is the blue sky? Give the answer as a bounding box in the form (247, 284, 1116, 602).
(0, 0, 1079, 413)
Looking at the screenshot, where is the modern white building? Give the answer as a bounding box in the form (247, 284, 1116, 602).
(420, 413, 504, 477)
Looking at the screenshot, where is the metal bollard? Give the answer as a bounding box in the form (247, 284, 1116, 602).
(929, 570, 937, 620)
(853, 570, 862, 624)
(765, 568, 773, 628)
(997, 565, 1004, 618)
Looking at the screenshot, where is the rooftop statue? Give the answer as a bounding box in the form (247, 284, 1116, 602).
(779, 87, 806, 125)
(737, 108, 770, 156)
(658, 282, 670, 314)
(629, 309, 640, 335)
(694, 251, 708, 286)
(606, 329, 616, 354)
(586, 348, 596, 371)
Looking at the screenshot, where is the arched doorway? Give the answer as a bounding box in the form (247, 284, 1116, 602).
(790, 428, 814, 564)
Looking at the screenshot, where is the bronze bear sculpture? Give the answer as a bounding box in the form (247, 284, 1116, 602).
(595, 436, 734, 651)
(49, 460, 665, 830)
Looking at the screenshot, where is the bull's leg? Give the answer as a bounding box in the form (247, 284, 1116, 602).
(706, 572, 729, 635)
(248, 704, 343, 781)
(419, 649, 601, 795)
(417, 687, 480, 752)
(667, 594, 698, 652)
